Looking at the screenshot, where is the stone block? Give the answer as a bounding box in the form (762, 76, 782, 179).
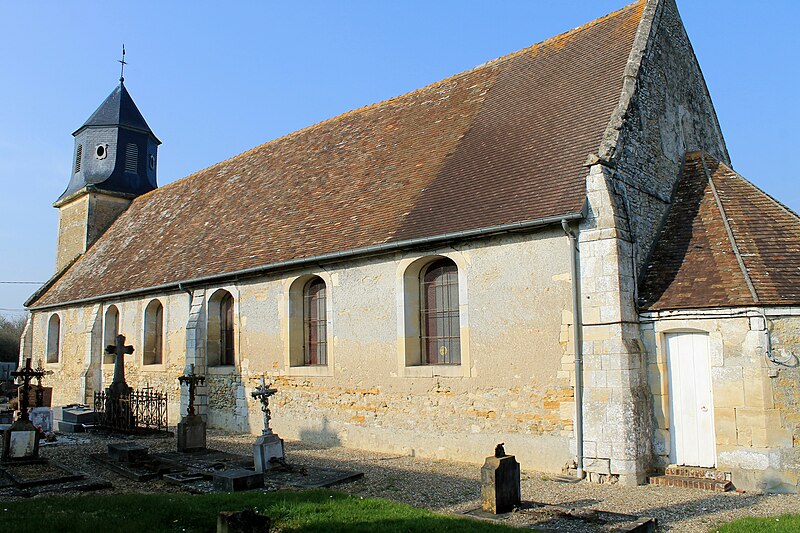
(714, 407, 737, 446)
(743, 372, 773, 409)
(177, 414, 207, 453)
(108, 442, 149, 463)
(584, 457, 611, 475)
(712, 368, 745, 408)
(213, 469, 264, 492)
(583, 325, 612, 342)
(481, 454, 521, 514)
(647, 363, 668, 396)
(253, 434, 285, 472)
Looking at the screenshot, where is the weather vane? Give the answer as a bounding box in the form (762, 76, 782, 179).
(118, 44, 127, 83)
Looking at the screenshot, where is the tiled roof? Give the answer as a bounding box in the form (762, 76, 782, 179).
(640, 151, 800, 310)
(30, 1, 645, 308)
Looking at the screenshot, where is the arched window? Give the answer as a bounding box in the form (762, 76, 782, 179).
(46, 314, 61, 363)
(208, 290, 235, 366)
(103, 305, 119, 364)
(421, 258, 460, 364)
(143, 300, 163, 365)
(303, 277, 327, 365)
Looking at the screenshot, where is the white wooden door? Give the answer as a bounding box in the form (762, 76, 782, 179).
(666, 332, 716, 467)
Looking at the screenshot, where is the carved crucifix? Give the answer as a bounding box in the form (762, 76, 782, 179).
(178, 364, 205, 417)
(12, 358, 45, 422)
(251, 375, 278, 436)
(106, 334, 134, 394)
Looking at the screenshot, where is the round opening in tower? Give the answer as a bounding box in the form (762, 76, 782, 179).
(95, 144, 107, 160)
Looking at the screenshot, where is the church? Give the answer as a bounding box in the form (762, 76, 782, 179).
(22, 0, 800, 492)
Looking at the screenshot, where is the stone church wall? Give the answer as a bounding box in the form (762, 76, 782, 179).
(31, 229, 579, 473)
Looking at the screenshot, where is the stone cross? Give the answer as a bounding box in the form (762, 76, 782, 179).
(251, 375, 278, 436)
(178, 364, 205, 417)
(106, 334, 134, 394)
(12, 358, 45, 422)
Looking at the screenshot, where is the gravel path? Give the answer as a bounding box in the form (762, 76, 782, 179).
(25, 430, 800, 531)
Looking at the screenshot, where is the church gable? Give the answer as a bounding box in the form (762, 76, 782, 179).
(29, 1, 645, 309)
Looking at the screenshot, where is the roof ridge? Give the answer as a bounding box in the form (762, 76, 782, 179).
(700, 152, 760, 304)
(143, 0, 647, 197)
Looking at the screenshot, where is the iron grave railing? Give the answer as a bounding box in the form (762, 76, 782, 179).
(93, 389, 168, 432)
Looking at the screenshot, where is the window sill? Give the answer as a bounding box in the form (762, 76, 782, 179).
(141, 363, 166, 371)
(207, 365, 238, 375)
(402, 364, 465, 378)
(286, 364, 332, 377)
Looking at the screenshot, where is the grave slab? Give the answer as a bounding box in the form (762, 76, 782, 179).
(1, 460, 84, 488)
(213, 469, 264, 492)
(90, 452, 180, 481)
(56, 420, 86, 433)
(108, 442, 149, 463)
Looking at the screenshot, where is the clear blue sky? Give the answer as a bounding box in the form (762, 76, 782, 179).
(1, 1, 798, 316)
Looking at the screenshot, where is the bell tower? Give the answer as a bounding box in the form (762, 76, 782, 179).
(54, 62, 161, 271)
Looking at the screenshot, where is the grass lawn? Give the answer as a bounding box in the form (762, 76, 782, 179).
(0, 489, 516, 532)
(712, 514, 800, 532)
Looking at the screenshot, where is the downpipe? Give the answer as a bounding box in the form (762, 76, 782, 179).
(562, 219, 585, 479)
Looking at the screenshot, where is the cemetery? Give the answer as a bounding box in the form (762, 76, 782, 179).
(2, 335, 800, 531)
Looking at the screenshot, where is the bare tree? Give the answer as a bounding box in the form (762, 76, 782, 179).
(0, 314, 27, 363)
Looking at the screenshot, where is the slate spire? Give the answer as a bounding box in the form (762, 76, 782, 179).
(57, 80, 161, 203)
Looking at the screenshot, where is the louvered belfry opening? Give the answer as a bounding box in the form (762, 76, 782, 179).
(421, 258, 460, 364)
(303, 277, 327, 365)
(125, 143, 138, 173)
(74, 144, 82, 174)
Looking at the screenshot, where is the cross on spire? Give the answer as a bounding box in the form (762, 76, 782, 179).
(118, 44, 127, 83)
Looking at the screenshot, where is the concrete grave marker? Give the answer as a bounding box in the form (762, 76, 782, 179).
(481, 443, 521, 514)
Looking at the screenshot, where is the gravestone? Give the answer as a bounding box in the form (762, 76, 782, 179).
(251, 376, 284, 472)
(177, 364, 207, 453)
(481, 443, 521, 514)
(29, 407, 53, 434)
(1, 358, 46, 463)
(107, 442, 150, 463)
(98, 334, 136, 431)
